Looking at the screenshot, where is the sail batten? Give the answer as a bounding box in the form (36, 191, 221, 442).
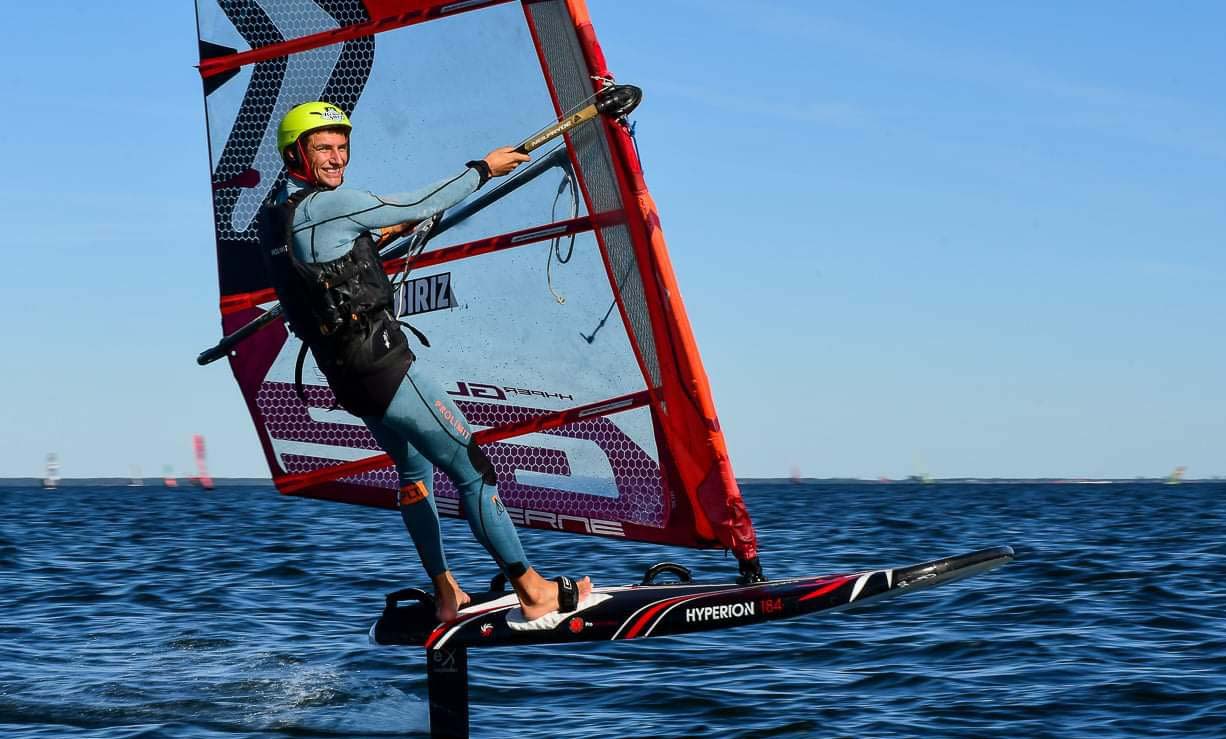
(199, 0, 517, 78)
(197, 0, 758, 560)
(273, 388, 652, 494)
(218, 212, 613, 315)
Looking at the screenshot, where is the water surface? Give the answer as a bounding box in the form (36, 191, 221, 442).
(2, 480, 1224, 737)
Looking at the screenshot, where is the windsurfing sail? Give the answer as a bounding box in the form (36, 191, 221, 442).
(43, 453, 60, 490)
(192, 434, 215, 490)
(195, 0, 757, 563)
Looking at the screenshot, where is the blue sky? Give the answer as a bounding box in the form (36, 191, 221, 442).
(2, 1, 1222, 479)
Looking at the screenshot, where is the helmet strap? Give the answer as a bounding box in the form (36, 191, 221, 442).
(297, 138, 318, 185)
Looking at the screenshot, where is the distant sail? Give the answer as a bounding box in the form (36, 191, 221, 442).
(43, 453, 60, 490)
(193, 435, 215, 490)
(194, 0, 756, 560)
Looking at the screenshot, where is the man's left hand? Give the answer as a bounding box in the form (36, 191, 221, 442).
(377, 221, 417, 248)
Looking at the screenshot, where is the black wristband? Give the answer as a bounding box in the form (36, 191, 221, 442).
(465, 159, 491, 187)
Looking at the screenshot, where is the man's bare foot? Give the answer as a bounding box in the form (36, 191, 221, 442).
(518, 575, 593, 621)
(432, 571, 471, 623)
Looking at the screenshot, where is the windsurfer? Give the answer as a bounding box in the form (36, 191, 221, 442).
(260, 101, 592, 624)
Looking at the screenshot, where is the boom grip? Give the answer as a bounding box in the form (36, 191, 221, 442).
(196, 305, 283, 365)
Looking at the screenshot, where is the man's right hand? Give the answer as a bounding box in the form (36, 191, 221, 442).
(483, 146, 531, 177)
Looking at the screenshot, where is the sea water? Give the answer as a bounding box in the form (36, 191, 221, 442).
(2, 480, 1224, 738)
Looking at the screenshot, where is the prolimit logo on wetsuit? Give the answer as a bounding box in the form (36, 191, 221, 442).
(433, 399, 471, 441)
(398, 272, 455, 316)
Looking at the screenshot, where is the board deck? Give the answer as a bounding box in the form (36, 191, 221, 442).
(370, 545, 1014, 649)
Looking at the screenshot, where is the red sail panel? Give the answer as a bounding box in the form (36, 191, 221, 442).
(522, 0, 757, 560)
(196, 0, 757, 559)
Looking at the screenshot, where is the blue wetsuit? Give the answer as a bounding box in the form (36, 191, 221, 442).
(277, 170, 529, 580)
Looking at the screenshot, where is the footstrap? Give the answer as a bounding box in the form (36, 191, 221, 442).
(555, 576, 578, 613)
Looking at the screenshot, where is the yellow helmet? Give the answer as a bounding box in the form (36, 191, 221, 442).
(277, 101, 352, 154)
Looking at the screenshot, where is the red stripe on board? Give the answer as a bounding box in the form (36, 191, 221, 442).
(423, 603, 511, 648)
(199, 0, 515, 78)
(219, 214, 608, 315)
(620, 593, 706, 640)
(797, 576, 852, 603)
(424, 627, 446, 649)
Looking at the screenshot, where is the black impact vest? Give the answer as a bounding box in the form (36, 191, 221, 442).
(258, 187, 413, 418)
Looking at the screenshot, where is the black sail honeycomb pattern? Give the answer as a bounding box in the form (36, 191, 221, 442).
(216, 0, 369, 49)
(206, 0, 374, 295)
